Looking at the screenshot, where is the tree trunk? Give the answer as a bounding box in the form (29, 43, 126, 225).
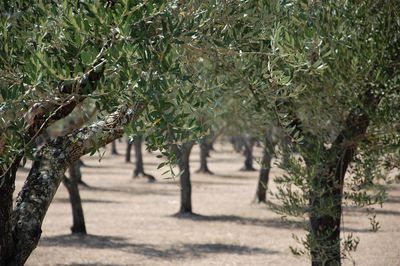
(195, 140, 213, 174)
(241, 137, 256, 171)
(255, 135, 273, 203)
(308, 91, 377, 265)
(174, 142, 194, 214)
(133, 137, 144, 176)
(63, 161, 86, 234)
(111, 140, 118, 155)
(230, 136, 244, 153)
(309, 147, 354, 266)
(73, 159, 88, 187)
(6, 104, 144, 266)
(126, 140, 132, 163)
(0, 159, 20, 266)
(133, 137, 155, 182)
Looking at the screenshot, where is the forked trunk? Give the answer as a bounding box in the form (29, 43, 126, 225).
(5, 104, 145, 265)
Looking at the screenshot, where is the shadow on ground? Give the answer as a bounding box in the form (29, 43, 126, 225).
(80, 185, 176, 197)
(172, 213, 304, 230)
(40, 234, 278, 260)
(53, 198, 121, 204)
(344, 206, 400, 217)
(172, 213, 393, 234)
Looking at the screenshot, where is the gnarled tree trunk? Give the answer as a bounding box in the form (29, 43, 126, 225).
(2, 104, 144, 266)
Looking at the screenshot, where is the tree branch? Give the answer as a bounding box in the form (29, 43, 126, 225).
(9, 102, 145, 265)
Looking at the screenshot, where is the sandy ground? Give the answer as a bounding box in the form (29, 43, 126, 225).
(15, 141, 400, 266)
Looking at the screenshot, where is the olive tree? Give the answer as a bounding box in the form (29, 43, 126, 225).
(0, 1, 215, 264)
(187, 0, 400, 264)
(217, 1, 400, 265)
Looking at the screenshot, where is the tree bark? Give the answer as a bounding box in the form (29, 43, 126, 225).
(111, 140, 118, 155)
(63, 161, 86, 234)
(0, 35, 116, 265)
(241, 137, 256, 171)
(309, 90, 379, 266)
(195, 140, 213, 174)
(133, 137, 144, 176)
(255, 134, 273, 203)
(0, 159, 20, 266)
(126, 140, 132, 163)
(173, 142, 195, 214)
(309, 155, 349, 266)
(74, 159, 89, 186)
(5, 104, 144, 266)
(230, 135, 244, 153)
(133, 137, 155, 182)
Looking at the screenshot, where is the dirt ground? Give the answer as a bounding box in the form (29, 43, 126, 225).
(15, 141, 400, 266)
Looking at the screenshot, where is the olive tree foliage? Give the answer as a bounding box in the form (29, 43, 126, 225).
(182, 0, 400, 265)
(264, 2, 399, 265)
(0, 1, 220, 265)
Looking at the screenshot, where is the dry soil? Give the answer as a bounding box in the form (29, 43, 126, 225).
(15, 141, 400, 266)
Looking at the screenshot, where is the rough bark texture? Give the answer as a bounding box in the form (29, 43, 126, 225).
(63, 161, 86, 234)
(3, 104, 144, 266)
(133, 137, 155, 182)
(173, 142, 195, 214)
(0, 33, 118, 265)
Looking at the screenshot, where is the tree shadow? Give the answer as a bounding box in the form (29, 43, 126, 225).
(344, 207, 400, 216)
(342, 227, 383, 233)
(384, 195, 400, 204)
(212, 173, 257, 180)
(61, 262, 122, 266)
(52, 198, 121, 204)
(39, 234, 278, 259)
(81, 185, 175, 196)
(172, 213, 304, 230)
(190, 157, 245, 164)
(162, 180, 245, 186)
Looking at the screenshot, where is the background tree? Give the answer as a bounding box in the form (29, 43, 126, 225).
(132, 135, 156, 182)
